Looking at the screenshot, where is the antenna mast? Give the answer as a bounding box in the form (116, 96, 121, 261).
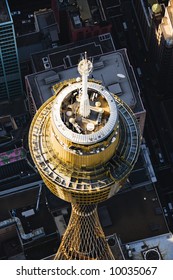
(78, 52, 93, 118)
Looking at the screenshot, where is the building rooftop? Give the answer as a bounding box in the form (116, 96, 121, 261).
(0, 147, 26, 167)
(126, 232, 173, 260)
(11, 8, 59, 62)
(99, 0, 122, 19)
(0, 0, 11, 24)
(0, 184, 59, 260)
(0, 149, 39, 193)
(31, 33, 115, 72)
(27, 49, 144, 116)
(65, 0, 106, 28)
(99, 185, 169, 244)
(128, 143, 157, 187)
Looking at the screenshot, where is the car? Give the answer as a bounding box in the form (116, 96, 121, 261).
(22, 19, 31, 24)
(28, 14, 34, 19)
(123, 21, 128, 31)
(42, 57, 49, 63)
(136, 67, 142, 77)
(11, 11, 21, 16)
(52, 43, 58, 48)
(158, 152, 164, 163)
(168, 202, 173, 212)
(163, 207, 168, 216)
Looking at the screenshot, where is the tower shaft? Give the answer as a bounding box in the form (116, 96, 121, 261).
(55, 204, 114, 260)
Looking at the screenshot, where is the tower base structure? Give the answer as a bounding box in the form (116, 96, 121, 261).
(55, 204, 114, 260)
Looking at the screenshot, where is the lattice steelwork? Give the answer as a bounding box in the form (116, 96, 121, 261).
(55, 204, 114, 260)
(29, 55, 141, 260)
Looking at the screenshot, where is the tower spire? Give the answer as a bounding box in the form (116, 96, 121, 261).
(78, 52, 93, 118)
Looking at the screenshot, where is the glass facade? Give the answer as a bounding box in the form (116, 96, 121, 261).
(0, 0, 23, 101)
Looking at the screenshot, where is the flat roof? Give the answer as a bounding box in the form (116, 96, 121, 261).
(13, 8, 59, 61)
(0, 147, 26, 167)
(127, 232, 173, 260)
(99, 185, 169, 243)
(31, 33, 116, 72)
(0, 184, 42, 220)
(35, 9, 57, 30)
(15, 203, 57, 244)
(0, 97, 26, 117)
(0, 0, 11, 24)
(129, 145, 157, 186)
(27, 49, 144, 114)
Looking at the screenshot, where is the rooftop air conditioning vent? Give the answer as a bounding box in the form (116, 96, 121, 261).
(44, 63, 50, 69)
(143, 248, 161, 260)
(107, 237, 115, 247)
(42, 57, 48, 63)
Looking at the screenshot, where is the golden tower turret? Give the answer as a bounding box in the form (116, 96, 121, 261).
(29, 54, 141, 259)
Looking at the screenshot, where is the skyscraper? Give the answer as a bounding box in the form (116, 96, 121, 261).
(155, 0, 173, 94)
(132, 0, 165, 51)
(0, 0, 23, 102)
(132, 0, 173, 95)
(29, 54, 141, 260)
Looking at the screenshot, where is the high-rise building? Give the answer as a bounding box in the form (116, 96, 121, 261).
(132, 0, 165, 51)
(51, 0, 112, 42)
(132, 0, 173, 94)
(0, 0, 23, 102)
(29, 54, 141, 260)
(155, 0, 173, 94)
